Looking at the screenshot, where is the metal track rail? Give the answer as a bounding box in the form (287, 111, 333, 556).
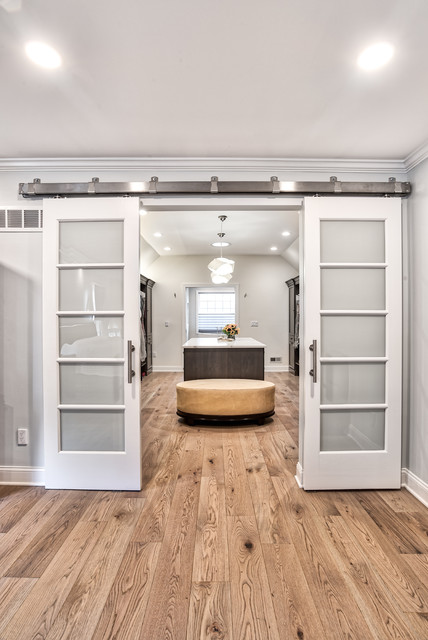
(19, 175, 411, 198)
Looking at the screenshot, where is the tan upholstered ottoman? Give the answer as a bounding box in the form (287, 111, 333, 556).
(176, 378, 275, 425)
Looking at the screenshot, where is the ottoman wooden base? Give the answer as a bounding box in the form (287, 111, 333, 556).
(176, 378, 275, 426)
(177, 408, 274, 426)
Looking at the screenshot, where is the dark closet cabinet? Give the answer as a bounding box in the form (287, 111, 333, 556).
(140, 275, 155, 377)
(286, 276, 300, 376)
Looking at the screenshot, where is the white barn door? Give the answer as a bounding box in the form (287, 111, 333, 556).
(302, 197, 402, 490)
(43, 198, 141, 490)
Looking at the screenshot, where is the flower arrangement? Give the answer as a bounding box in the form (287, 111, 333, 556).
(222, 323, 240, 338)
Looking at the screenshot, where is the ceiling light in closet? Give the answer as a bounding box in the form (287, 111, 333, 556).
(270, 246, 278, 251)
(281, 231, 291, 237)
(25, 41, 62, 69)
(164, 246, 171, 251)
(211, 241, 231, 247)
(357, 42, 394, 71)
(208, 215, 235, 284)
(153, 232, 162, 237)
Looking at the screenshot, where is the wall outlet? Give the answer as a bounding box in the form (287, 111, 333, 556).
(153, 351, 157, 357)
(270, 356, 282, 362)
(250, 320, 259, 327)
(17, 428, 29, 446)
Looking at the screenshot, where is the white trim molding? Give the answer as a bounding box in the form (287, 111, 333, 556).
(0, 466, 45, 486)
(404, 140, 428, 172)
(0, 156, 408, 176)
(401, 468, 428, 509)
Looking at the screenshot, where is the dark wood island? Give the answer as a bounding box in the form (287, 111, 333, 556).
(183, 337, 265, 381)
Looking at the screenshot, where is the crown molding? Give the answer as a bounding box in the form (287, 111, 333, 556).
(404, 140, 428, 172)
(0, 156, 408, 176)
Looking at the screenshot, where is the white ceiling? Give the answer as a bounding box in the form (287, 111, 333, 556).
(1, 0, 428, 161)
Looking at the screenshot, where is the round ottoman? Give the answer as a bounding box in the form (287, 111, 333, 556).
(176, 378, 275, 425)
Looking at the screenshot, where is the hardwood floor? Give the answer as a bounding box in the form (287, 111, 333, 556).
(1, 371, 428, 639)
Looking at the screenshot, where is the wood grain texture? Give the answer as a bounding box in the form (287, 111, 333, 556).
(273, 475, 374, 639)
(262, 543, 324, 640)
(92, 541, 161, 640)
(320, 515, 420, 639)
(193, 474, 228, 582)
(223, 435, 254, 517)
(0, 490, 67, 577)
(0, 577, 37, 634)
(1, 520, 105, 640)
(334, 492, 428, 614)
(187, 582, 233, 640)
(0, 372, 428, 640)
(6, 491, 94, 578)
(227, 516, 280, 640)
(44, 498, 144, 640)
(140, 432, 203, 640)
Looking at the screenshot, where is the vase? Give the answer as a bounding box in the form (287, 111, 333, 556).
(226, 335, 235, 341)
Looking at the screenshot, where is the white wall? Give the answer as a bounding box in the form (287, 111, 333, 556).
(144, 254, 297, 371)
(0, 232, 44, 469)
(407, 157, 428, 484)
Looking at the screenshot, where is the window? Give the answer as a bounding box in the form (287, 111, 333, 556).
(197, 288, 235, 334)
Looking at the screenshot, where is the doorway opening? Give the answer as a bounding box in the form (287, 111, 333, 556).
(138, 195, 303, 481)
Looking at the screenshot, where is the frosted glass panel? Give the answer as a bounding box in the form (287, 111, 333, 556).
(59, 269, 123, 311)
(321, 316, 385, 357)
(321, 363, 385, 404)
(59, 316, 123, 357)
(61, 411, 124, 451)
(321, 410, 385, 451)
(321, 269, 385, 310)
(60, 364, 124, 404)
(320, 220, 385, 263)
(59, 221, 123, 264)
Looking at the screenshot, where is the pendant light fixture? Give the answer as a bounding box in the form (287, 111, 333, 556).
(208, 215, 235, 284)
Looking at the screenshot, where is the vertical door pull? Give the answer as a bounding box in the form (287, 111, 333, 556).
(127, 340, 136, 383)
(309, 340, 318, 383)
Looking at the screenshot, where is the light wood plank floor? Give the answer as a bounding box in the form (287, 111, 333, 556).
(1, 372, 428, 639)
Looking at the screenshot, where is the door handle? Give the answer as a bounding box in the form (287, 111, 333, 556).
(309, 340, 317, 383)
(127, 340, 136, 383)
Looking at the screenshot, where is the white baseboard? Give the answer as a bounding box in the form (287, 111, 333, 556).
(401, 468, 428, 508)
(295, 462, 303, 487)
(152, 365, 290, 373)
(0, 466, 45, 486)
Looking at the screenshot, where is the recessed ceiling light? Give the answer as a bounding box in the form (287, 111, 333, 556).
(211, 241, 231, 247)
(281, 231, 291, 237)
(139, 208, 148, 216)
(164, 246, 171, 251)
(153, 232, 162, 237)
(357, 42, 394, 71)
(270, 246, 278, 251)
(25, 41, 62, 69)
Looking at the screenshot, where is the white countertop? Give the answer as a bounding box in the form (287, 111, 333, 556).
(183, 337, 266, 349)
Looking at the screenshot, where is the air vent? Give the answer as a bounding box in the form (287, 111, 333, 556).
(7, 209, 22, 228)
(24, 209, 40, 228)
(0, 207, 43, 231)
